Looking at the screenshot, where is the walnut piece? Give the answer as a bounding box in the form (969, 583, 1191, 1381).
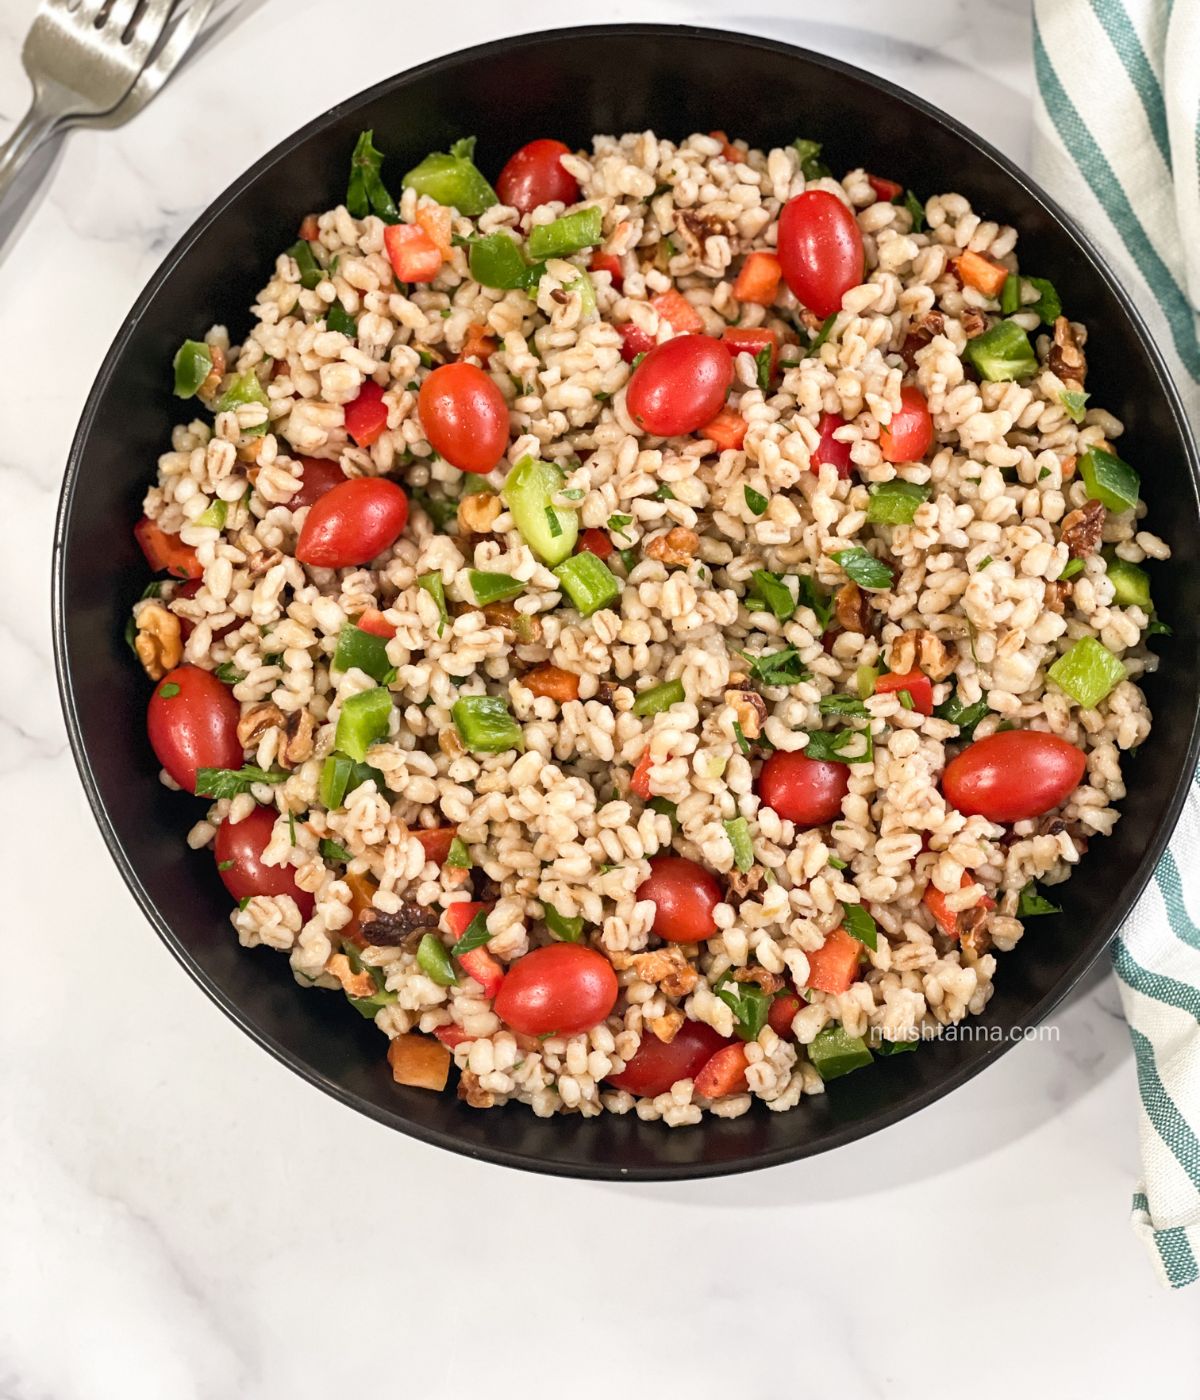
(482, 601, 542, 643)
(727, 865, 764, 899)
(457, 491, 502, 534)
(1060, 497, 1105, 558)
(197, 343, 226, 401)
(960, 310, 987, 339)
(886, 630, 917, 675)
(457, 1068, 495, 1107)
(648, 1009, 685, 1044)
(674, 208, 734, 260)
(835, 581, 871, 634)
(731, 965, 785, 993)
(958, 906, 993, 960)
(247, 547, 283, 578)
(134, 602, 182, 681)
(1048, 316, 1087, 387)
(1044, 580, 1072, 614)
(725, 688, 767, 740)
(237, 702, 284, 748)
(629, 946, 699, 999)
(916, 630, 956, 681)
(645, 527, 700, 566)
(279, 708, 315, 768)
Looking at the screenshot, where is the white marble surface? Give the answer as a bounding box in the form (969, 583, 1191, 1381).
(2, 0, 1197, 1394)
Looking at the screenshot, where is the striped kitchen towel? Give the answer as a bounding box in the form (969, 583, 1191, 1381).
(1032, 0, 1200, 1288)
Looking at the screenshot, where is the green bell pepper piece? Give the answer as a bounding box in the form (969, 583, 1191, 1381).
(402, 136, 497, 216)
(173, 339, 213, 398)
(553, 552, 621, 616)
(416, 933, 458, 986)
(526, 206, 603, 260)
(334, 687, 393, 761)
(632, 678, 685, 717)
(1080, 446, 1140, 513)
(468, 233, 542, 290)
(808, 1025, 874, 1080)
(964, 320, 1038, 381)
(469, 570, 524, 606)
(1047, 636, 1126, 709)
(502, 455, 579, 565)
(1104, 555, 1152, 609)
(452, 695, 523, 752)
(333, 623, 393, 683)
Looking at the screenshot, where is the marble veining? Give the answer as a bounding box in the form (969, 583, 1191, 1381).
(2, 1, 1197, 1394)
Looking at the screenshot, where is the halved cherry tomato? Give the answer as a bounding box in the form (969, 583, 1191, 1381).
(879, 385, 933, 464)
(577, 528, 614, 560)
(214, 804, 314, 918)
(867, 174, 903, 203)
(732, 251, 782, 306)
(758, 749, 849, 826)
(589, 251, 624, 290)
(626, 335, 734, 437)
(459, 946, 505, 999)
(954, 249, 1008, 299)
(923, 871, 996, 938)
(619, 323, 657, 363)
(607, 1019, 731, 1097)
(383, 222, 442, 283)
(288, 456, 347, 510)
(414, 827, 457, 865)
(811, 411, 853, 478)
(651, 290, 704, 335)
(344, 381, 389, 447)
(355, 607, 396, 639)
(496, 139, 579, 214)
(804, 926, 862, 994)
(876, 670, 933, 715)
(493, 944, 618, 1035)
(700, 408, 746, 452)
(776, 190, 865, 319)
(134, 516, 201, 579)
(629, 749, 656, 800)
(768, 991, 803, 1040)
(722, 325, 779, 382)
(418, 361, 509, 474)
(636, 854, 721, 944)
(147, 665, 242, 794)
(295, 477, 408, 569)
(942, 730, 1086, 823)
(694, 1043, 750, 1097)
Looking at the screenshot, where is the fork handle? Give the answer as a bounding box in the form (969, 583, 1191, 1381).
(0, 95, 69, 213)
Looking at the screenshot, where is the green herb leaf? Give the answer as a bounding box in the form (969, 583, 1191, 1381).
(803, 727, 873, 764)
(1000, 274, 1021, 315)
(417, 571, 449, 636)
(450, 909, 491, 955)
(754, 342, 773, 392)
(654, 483, 676, 501)
(903, 190, 925, 232)
(808, 313, 838, 354)
(212, 662, 244, 685)
(319, 838, 353, 863)
(446, 835, 472, 869)
(195, 766, 287, 799)
(732, 720, 751, 755)
(735, 645, 807, 687)
(819, 694, 868, 717)
(1018, 882, 1062, 917)
(977, 555, 993, 571)
(713, 970, 773, 1041)
(795, 574, 834, 630)
(158, 682, 181, 699)
(1058, 558, 1085, 581)
(1027, 277, 1062, 325)
(347, 130, 398, 221)
(744, 485, 769, 516)
(842, 902, 878, 951)
(648, 796, 678, 826)
(865, 481, 931, 526)
(608, 513, 633, 538)
(827, 855, 847, 870)
(217, 859, 234, 871)
(544, 904, 584, 942)
(417, 932, 458, 986)
(792, 138, 831, 181)
(831, 547, 893, 591)
(287, 239, 325, 291)
(933, 690, 989, 740)
(326, 301, 357, 337)
(747, 568, 796, 621)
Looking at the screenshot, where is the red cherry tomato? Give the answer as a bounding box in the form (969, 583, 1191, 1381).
(214, 805, 314, 918)
(493, 944, 618, 1036)
(134, 516, 201, 579)
(295, 477, 408, 569)
(876, 670, 934, 715)
(619, 323, 656, 363)
(418, 362, 509, 474)
(942, 730, 1086, 823)
(288, 456, 347, 510)
(776, 190, 865, 319)
(768, 991, 803, 1041)
(722, 325, 779, 382)
(625, 335, 735, 438)
(147, 665, 242, 794)
(867, 173, 903, 203)
(758, 749, 850, 826)
(589, 250, 623, 290)
(812, 411, 853, 478)
(345, 381, 389, 447)
(577, 528, 614, 560)
(496, 139, 579, 214)
(607, 1019, 731, 1097)
(635, 854, 722, 944)
(880, 385, 934, 463)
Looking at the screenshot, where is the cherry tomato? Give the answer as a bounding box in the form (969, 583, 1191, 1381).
(776, 190, 865, 320)
(758, 749, 849, 826)
(867, 173, 903, 203)
(625, 335, 734, 438)
(619, 323, 656, 363)
(768, 991, 803, 1041)
(942, 729, 1086, 823)
(607, 1019, 731, 1097)
(694, 1043, 749, 1097)
(722, 325, 779, 382)
(493, 944, 618, 1036)
(295, 477, 407, 569)
(880, 385, 934, 463)
(496, 139, 579, 214)
(811, 411, 853, 478)
(577, 528, 614, 560)
(635, 854, 722, 943)
(214, 805, 314, 918)
(134, 516, 201, 579)
(147, 665, 242, 794)
(417, 362, 509, 474)
(344, 381, 389, 447)
(288, 456, 347, 510)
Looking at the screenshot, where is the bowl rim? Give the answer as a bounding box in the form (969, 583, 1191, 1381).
(52, 21, 1200, 1180)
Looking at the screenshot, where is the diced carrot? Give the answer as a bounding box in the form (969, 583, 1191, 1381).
(732, 250, 782, 306)
(415, 205, 453, 259)
(694, 1044, 750, 1097)
(134, 516, 202, 579)
(342, 870, 379, 948)
(721, 325, 779, 381)
(699, 408, 747, 452)
(577, 528, 614, 560)
(387, 1034, 451, 1090)
(356, 607, 396, 639)
(444, 901, 487, 940)
(433, 1023, 474, 1048)
(651, 289, 704, 335)
(923, 872, 996, 938)
(461, 320, 497, 364)
(768, 992, 803, 1041)
(876, 670, 933, 715)
(954, 249, 1008, 299)
(383, 222, 442, 283)
(629, 750, 656, 800)
(459, 946, 504, 998)
(414, 828, 458, 865)
(709, 129, 741, 163)
(589, 250, 624, 290)
(866, 174, 903, 203)
(298, 213, 320, 241)
(524, 664, 581, 703)
(804, 926, 863, 995)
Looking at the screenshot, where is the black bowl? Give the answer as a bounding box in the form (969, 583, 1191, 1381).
(53, 24, 1200, 1179)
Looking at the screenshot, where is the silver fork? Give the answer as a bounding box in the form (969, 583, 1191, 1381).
(0, 0, 176, 208)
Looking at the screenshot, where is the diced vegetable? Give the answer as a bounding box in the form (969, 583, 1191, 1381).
(964, 320, 1038, 382)
(215, 368, 269, 414)
(1018, 882, 1062, 916)
(386, 1034, 451, 1090)
(356, 607, 396, 640)
(524, 665, 581, 703)
(173, 339, 213, 398)
(1080, 446, 1140, 513)
(553, 552, 621, 616)
(413, 828, 456, 865)
(876, 670, 933, 715)
(792, 137, 830, 181)
(1058, 558, 1085, 581)
(1000, 274, 1021, 314)
(954, 249, 1008, 298)
(1105, 555, 1152, 609)
(651, 289, 704, 335)
(526, 205, 603, 259)
(333, 623, 394, 683)
(544, 904, 584, 942)
(1027, 277, 1062, 325)
(732, 250, 782, 305)
(193, 500, 227, 530)
(402, 136, 497, 216)
(318, 754, 384, 809)
(446, 835, 472, 869)
(446, 901, 489, 947)
(383, 222, 442, 283)
(1060, 388, 1090, 423)
(693, 1043, 750, 1097)
(722, 326, 779, 383)
(590, 250, 624, 288)
(417, 571, 449, 634)
(502, 455, 579, 564)
(808, 1025, 874, 1080)
(629, 749, 656, 800)
(452, 694, 523, 752)
(724, 817, 755, 872)
(701, 409, 747, 452)
(866, 173, 903, 203)
(855, 664, 879, 700)
(804, 926, 862, 994)
(344, 381, 389, 447)
(873, 1033, 919, 1057)
(469, 569, 524, 605)
(841, 903, 878, 950)
(831, 547, 893, 592)
(287, 238, 324, 290)
(632, 678, 685, 717)
(1047, 636, 1126, 708)
(415, 204, 453, 258)
(461, 321, 498, 363)
(468, 232, 541, 290)
(923, 872, 996, 938)
(417, 933, 458, 986)
(347, 130, 397, 221)
(903, 190, 925, 231)
(713, 971, 772, 1040)
(865, 480, 931, 525)
(458, 945, 505, 997)
(334, 686, 393, 761)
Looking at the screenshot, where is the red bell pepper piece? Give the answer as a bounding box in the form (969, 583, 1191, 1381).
(589, 251, 624, 290)
(459, 946, 504, 998)
(134, 516, 202, 579)
(876, 670, 933, 716)
(356, 607, 396, 639)
(804, 926, 863, 995)
(345, 381, 389, 447)
(383, 222, 442, 283)
(867, 174, 904, 203)
(577, 528, 614, 560)
(811, 411, 853, 479)
(721, 325, 779, 382)
(694, 1044, 750, 1097)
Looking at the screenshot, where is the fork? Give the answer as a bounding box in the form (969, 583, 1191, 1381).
(0, 0, 176, 209)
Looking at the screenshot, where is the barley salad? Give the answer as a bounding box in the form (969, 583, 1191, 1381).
(129, 127, 1168, 1126)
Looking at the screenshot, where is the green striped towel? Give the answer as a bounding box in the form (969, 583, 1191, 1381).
(1033, 0, 1200, 1288)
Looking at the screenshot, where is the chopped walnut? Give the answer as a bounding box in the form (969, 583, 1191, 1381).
(886, 630, 918, 675)
(960, 309, 987, 339)
(958, 906, 993, 960)
(438, 727, 466, 758)
(899, 309, 946, 368)
(645, 526, 700, 567)
(673, 208, 734, 260)
(133, 602, 182, 681)
(358, 903, 437, 947)
(725, 688, 767, 740)
(458, 491, 502, 534)
(595, 680, 617, 706)
(482, 601, 542, 643)
(1044, 580, 1072, 614)
(325, 952, 375, 999)
(237, 702, 284, 748)
(732, 965, 785, 993)
(247, 547, 283, 578)
(1048, 316, 1087, 387)
(835, 581, 872, 634)
(279, 708, 315, 767)
(198, 343, 226, 401)
(1061, 497, 1105, 557)
(916, 630, 956, 681)
(648, 1009, 685, 1044)
(457, 1069, 495, 1108)
(726, 865, 765, 899)
(629, 946, 699, 999)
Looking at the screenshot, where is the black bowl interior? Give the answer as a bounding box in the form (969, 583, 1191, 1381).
(54, 24, 1200, 1179)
